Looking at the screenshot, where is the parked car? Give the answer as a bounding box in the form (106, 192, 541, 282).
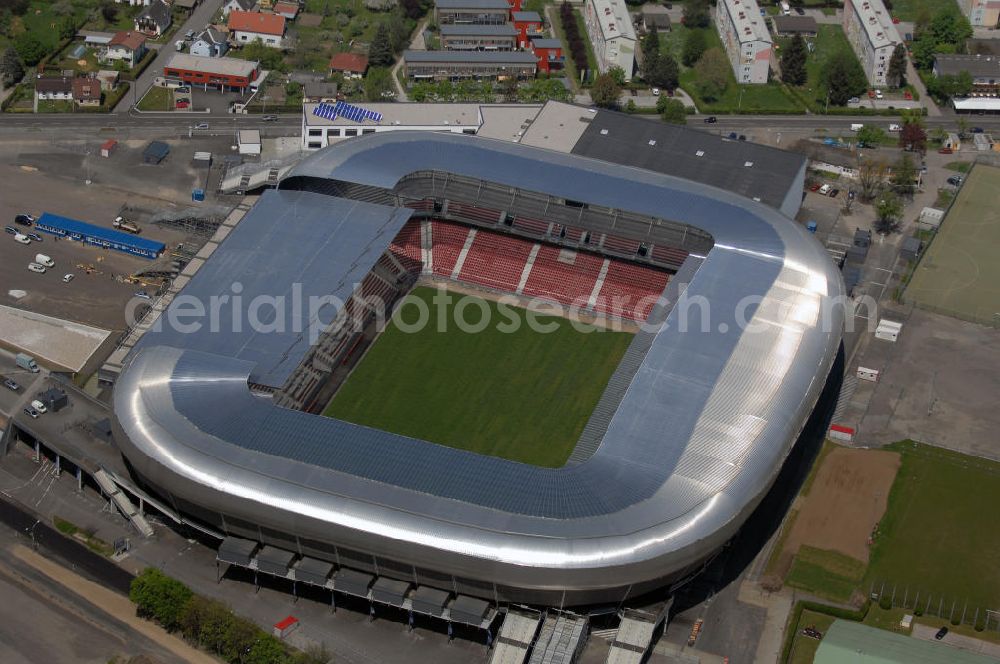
(972, 127, 984, 133)
(27, 262, 46, 273)
(938, 147, 953, 154)
(14, 233, 30, 245)
(14, 213, 34, 226)
(4, 225, 17, 235)
(176, 100, 190, 109)
(184, 29, 195, 39)
(947, 175, 963, 186)
(175, 86, 191, 94)
(795, 6, 806, 14)
(22, 407, 39, 419)
(875, 89, 884, 99)
(194, 122, 209, 130)
(30, 399, 47, 414)
(651, 87, 660, 96)
(134, 290, 152, 300)
(809, 183, 822, 192)
(818, 184, 832, 195)
(738, 134, 746, 141)
(261, 114, 279, 121)
(26, 232, 42, 242)
(935, 626, 948, 640)
(63, 273, 75, 283)
(704, 116, 717, 123)
(3, 378, 19, 392)
(828, 188, 840, 198)
(728, 131, 738, 139)
(848, 97, 860, 104)
(888, 123, 901, 132)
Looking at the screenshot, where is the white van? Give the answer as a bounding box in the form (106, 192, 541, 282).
(35, 253, 54, 267)
(850, 123, 864, 132)
(780, 1, 791, 15)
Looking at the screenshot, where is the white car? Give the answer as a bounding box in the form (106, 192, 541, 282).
(652, 87, 660, 96)
(194, 122, 209, 130)
(27, 262, 46, 273)
(63, 273, 75, 283)
(30, 399, 47, 414)
(875, 89, 884, 99)
(818, 184, 832, 196)
(14, 233, 30, 244)
(888, 123, 901, 132)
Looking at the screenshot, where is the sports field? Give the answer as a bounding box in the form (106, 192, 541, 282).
(905, 164, 1000, 325)
(865, 441, 1000, 612)
(324, 286, 632, 467)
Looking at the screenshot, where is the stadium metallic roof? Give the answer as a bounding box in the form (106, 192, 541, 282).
(114, 132, 843, 598)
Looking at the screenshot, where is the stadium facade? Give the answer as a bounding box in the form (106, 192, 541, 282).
(112, 132, 844, 606)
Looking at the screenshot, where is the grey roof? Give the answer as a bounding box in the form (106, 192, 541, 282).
(571, 110, 806, 211)
(137, 0, 172, 28)
(436, 0, 510, 8)
(35, 77, 72, 93)
(194, 27, 227, 46)
(530, 38, 562, 48)
(512, 11, 542, 21)
(439, 23, 518, 36)
(771, 15, 818, 33)
(967, 38, 1000, 57)
(143, 141, 170, 158)
(933, 53, 1000, 78)
(404, 50, 539, 64)
(129, 190, 411, 386)
(303, 81, 338, 98)
(114, 132, 843, 602)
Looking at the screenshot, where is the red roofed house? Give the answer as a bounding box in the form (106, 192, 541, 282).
(512, 11, 544, 49)
(228, 10, 286, 47)
(272, 1, 299, 20)
(102, 30, 148, 69)
(329, 52, 369, 79)
(72, 76, 102, 107)
(530, 37, 564, 73)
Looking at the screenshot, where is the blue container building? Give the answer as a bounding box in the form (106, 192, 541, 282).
(34, 213, 165, 259)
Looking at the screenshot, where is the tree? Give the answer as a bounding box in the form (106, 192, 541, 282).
(642, 23, 660, 80)
(780, 34, 807, 86)
(0, 46, 23, 86)
(857, 157, 888, 203)
(874, 191, 903, 234)
(363, 67, 394, 101)
(480, 80, 494, 103)
(14, 33, 46, 66)
(220, 615, 258, 663)
(650, 52, 679, 91)
(891, 154, 917, 195)
(607, 65, 626, 86)
(824, 51, 867, 106)
(368, 21, 394, 67)
(129, 568, 193, 633)
(887, 43, 907, 88)
(246, 635, 288, 664)
(899, 121, 927, 154)
(926, 71, 972, 101)
(683, 0, 710, 29)
(100, 2, 118, 23)
(682, 29, 706, 67)
(499, 75, 518, 102)
(658, 97, 687, 124)
(856, 125, 886, 148)
(694, 48, 729, 101)
(590, 71, 622, 108)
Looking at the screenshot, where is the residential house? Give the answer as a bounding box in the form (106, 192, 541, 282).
(582, 0, 636, 80)
(115, 0, 153, 6)
(715, 0, 773, 84)
(641, 6, 672, 32)
(530, 37, 564, 73)
(303, 82, 339, 103)
(959, 0, 1000, 28)
(73, 76, 103, 107)
(163, 53, 261, 92)
(439, 24, 517, 51)
(771, 15, 818, 37)
(135, 0, 172, 38)
(222, 0, 256, 16)
(402, 50, 538, 80)
(329, 52, 369, 79)
(435, 0, 512, 26)
(842, 0, 902, 87)
(190, 27, 229, 57)
(272, 1, 299, 20)
(34, 76, 73, 111)
(96, 70, 121, 91)
(933, 54, 1000, 96)
(228, 10, 286, 47)
(102, 30, 147, 68)
(512, 11, 544, 49)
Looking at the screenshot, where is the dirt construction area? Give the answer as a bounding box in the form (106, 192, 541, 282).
(770, 446, 900, 578)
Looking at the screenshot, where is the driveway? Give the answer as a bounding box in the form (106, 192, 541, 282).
(912, 623, 1000, 659)
(114, 0, 226, 113)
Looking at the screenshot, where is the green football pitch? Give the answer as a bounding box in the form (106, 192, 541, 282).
(323, 286, 633, 467)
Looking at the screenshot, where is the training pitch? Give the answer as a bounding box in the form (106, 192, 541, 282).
(324, 286, 633, 467)
(905, 164, 1000, 325)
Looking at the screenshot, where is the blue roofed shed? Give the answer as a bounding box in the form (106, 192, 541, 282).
(34, 213, 165, 259)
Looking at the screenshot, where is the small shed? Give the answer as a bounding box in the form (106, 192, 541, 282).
(294, 557, 334, 587)
(217, 537, 258, 566)
(853, 227, 871, 248)
(900, 236, 922, 262)
(100, 139, 118, 158)
(875, 319, 902, 342)
(449, 595, 491, 626)
(918, 207, 944, 230)
(273, 615, 299, 639)
(334, 568, 374, 598)
(238, 129, 261, 156)
(143, 141, 170, 164)
(256, 546, 296, 576)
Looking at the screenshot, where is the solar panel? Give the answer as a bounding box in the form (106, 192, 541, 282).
(312, 100, 383, 124)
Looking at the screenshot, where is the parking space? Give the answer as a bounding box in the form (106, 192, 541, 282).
(190, 87, 249, 115)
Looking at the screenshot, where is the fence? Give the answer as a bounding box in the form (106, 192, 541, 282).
(869, 579, 1000, 633)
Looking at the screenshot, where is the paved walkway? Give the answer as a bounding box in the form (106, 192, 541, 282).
(738, 583, 794, 664)
(912, 623, 1000, 659)
(10, 543, 217, 664)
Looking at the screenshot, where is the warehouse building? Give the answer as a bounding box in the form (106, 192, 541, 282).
(162, 53, 262, 92)
(34, 213, 165, 259)
(815, 620, 999, 664)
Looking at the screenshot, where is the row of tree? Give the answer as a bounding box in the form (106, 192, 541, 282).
(368, 11, 418, 68)
(559, 2, 589, 75)
(409, 77, 569, 104)
(130, 568, 329, 664)
(640, 25, 678, 92)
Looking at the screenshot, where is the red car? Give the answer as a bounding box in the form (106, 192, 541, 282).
(175, 100, 190, 109)
(938, 147, 953, 154)
(809, 183, 822, 192)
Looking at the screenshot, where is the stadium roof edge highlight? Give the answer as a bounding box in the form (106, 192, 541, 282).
(113, 132, 844, 605)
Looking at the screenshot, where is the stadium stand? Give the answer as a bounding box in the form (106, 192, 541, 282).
(458, 230, 535, 292)
(447, 201, 504, 226)
(651, 244, 689, 269)
(595, 262, 669, 321)
(512, 215, 551, 237)
(389, 221, 423, 272)
(600, 234, 641, 256)
(522, 245, 604, 308)
(430, 220, 471, 277)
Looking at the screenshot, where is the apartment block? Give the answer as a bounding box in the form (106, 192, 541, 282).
(715, 0, 772, 84)
(842, 0, 902, 87)
(583, 0, 636, 81)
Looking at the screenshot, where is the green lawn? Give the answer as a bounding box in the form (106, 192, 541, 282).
(36, 99, 75, 113)
(786, 545, 867, 603)
(944, 161, 972, 173)
(324, 286, 632, 467)
(889, 0, 961, 22)
(787, 610, 836, 664)
(779, 24, 859, 111)
(865, 441, 1000, 612)
(137, 85, 173, 111)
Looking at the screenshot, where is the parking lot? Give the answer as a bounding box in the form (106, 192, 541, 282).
(0, 165, 192, 331)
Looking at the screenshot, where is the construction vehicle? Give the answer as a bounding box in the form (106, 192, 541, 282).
(113, 216, 141, 234)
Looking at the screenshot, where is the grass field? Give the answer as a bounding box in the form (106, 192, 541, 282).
(865, 441, 1000, 612)
(786, 546, 867, 603)
(324, 287, 632, 467)
(787, 610, 836, 664)
(137, 86, 173, 112)
(905, 164, 1000, 325)
(890, 0, 961, 22)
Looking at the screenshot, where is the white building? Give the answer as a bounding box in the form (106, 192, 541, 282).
(957, 0, 1000, 28)
(302, 103, 484, 150)
(715, 0, 772, 84)
(842, 0, 902, 87)
(583, 0, 636, 81)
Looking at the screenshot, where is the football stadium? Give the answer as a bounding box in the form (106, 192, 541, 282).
(112, 132, 845, 609)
